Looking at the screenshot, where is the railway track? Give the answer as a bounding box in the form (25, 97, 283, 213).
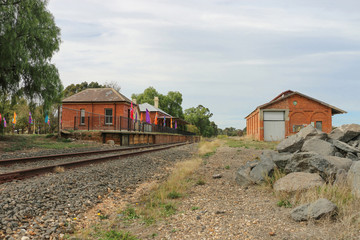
(0, 142, 188, 184)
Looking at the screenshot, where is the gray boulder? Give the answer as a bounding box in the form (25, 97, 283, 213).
(346, 152, 359, 161)
(301, 138, 335, 156)
(277, 134, 304, 153)
(235, 161, 258, 187)
(347, 161, 360, 197)
(334, 169, 347, 185)
(260, 150, 292, 170)
(334, 152, 344, 158)
(310, 132, 328, 140)
(325, 156, 353, 172)
(285, 152, 336, 180)
(285, 152, 352, 181)
(332, 139, 360, 154)
(273, 172, 324, 193)
(348, 140, 360, 148)
(297, 125, 319, 139)
(277, 125, 319, 153)
(250, 157, 276, 184)
(329, 124, 360, 143)
(290, 198, 337, 221)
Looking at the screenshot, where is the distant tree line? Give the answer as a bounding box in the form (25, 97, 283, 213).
(217, 127, 244, 137)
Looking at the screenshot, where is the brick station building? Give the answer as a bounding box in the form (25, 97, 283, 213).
(61, 88, 139, 131)
(245, 90, 346, 141)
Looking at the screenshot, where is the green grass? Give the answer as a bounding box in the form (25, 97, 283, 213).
(167, 191, 182, 199)
(0, 135, 91, 152)
(196, 179, 205, 185)
(94, 230, 139, 240)
(226, 138, 278, 150)
(121, 207, 140, 220)
(277, 199, 292, 208)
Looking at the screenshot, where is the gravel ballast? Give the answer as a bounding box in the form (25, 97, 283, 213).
(0, 144, 197, 239)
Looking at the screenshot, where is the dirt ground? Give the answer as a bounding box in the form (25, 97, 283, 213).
(75, 142, 357, 240)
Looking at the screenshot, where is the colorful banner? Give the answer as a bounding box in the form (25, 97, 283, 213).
(175, 120, 177, 129)
(135, 112, 137, 122)
(154, 112, 158, 125)
(146, 109, 151, 124)
(12, 112, 17, 125)
(163, 116, 166, 127)
(0, 113, 2, 123)
(130, 102, 134, 120)
(45, 114, 50, 126)
(171, 118, 173, 128)
(4, 117, 6, 127)
(29, 112, 33, 124)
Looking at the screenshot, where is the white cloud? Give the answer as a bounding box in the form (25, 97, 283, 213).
(48, 0, 360, 129)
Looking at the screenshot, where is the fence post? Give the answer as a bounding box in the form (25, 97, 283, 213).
(58, 105, 61, 138)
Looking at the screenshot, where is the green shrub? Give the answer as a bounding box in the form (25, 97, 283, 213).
(167, 191, 182, 199)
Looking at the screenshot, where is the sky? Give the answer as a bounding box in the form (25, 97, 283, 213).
(47, 0, 360, 129)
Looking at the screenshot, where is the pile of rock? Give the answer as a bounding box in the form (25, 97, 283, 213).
(236, 124, 360, 221)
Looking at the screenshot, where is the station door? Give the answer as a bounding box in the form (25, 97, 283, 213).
(263, 111, 285, 141)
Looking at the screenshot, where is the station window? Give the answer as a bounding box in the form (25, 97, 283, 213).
(316, 121, 322, 131)
(80, 109, 85, 125)
(105, 109, 113, 125)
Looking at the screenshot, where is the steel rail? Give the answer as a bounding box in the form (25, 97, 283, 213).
(0, 142, 188, 184)
(0, 142, 182, 165)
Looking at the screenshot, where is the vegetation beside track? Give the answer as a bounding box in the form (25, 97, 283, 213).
(73, 140, 220, 239)
(224, 136, 278, 150)
(0, 135, 93, 153)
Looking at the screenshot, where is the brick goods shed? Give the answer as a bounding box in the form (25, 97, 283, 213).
(62, 88, 138, 131)
(245, 90, 346, 141)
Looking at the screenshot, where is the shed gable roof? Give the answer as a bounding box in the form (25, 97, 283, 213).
(245, 90, 346, 119)
(62, 88, 132, 103)
(138, 103, 171, 117)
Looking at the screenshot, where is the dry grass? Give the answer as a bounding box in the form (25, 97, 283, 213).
(269, 180, 360, 238)
(53, 166, 65, 173)
(73, 139, 219, 238)
(263, 167, 286, 188)
(198, 139, 221, 156)
(226, 137, 278, 150)
(139, 157, 203, 222)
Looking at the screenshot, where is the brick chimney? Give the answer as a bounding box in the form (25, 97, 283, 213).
(154, 97, 159, 109)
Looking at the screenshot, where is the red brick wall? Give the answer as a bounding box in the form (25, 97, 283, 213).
(246, 94, 333, 141)
(245, 108, 261, 140)
(62, 102, 132, 130)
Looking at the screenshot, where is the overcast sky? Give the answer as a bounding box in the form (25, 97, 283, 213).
(48, 0, 360, 129)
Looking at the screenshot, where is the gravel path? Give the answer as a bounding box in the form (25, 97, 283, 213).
(0, 144, 197, 240)
(107, 144, 355, 240)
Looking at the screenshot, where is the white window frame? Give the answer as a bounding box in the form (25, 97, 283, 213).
(80, 109, 85, 125)
(105, 108, 113, 125)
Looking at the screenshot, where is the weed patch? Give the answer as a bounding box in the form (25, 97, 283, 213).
(167, 191, 182, 199)
(121, 207, 140, 220)
(226, 137, 277, 150)
(94, 230, 139, 240)
(277, 199, 292, 208)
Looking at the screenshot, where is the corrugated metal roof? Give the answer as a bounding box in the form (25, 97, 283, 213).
(62, 88, 132, 103)
(138, 103, 171, 116)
